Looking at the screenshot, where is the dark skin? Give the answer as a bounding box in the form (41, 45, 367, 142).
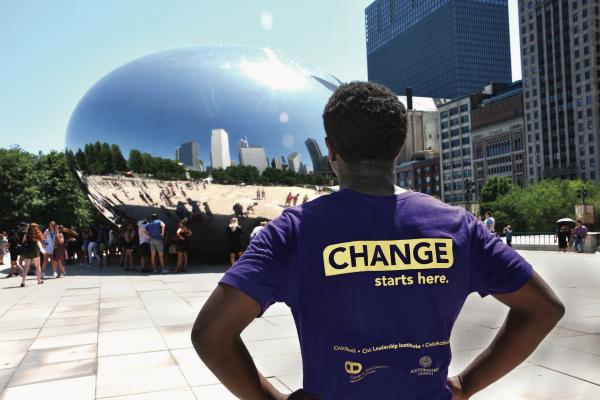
(191, 141, 565, 400)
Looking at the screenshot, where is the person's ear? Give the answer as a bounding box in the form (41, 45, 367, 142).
(325, 137, 336, 162)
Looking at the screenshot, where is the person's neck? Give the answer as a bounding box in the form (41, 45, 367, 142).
(338, 173, 396, 196)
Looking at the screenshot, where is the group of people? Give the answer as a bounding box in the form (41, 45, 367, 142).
(555, 220, 589, 253)
(0, 222, 69, 287)
(0, 214, 197, 284)
(284, 192, 309, 207)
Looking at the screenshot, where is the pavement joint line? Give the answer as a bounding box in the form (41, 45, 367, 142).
(529, 362, 600, 387)
(1, 280, 91, 392)
(130, 272, 196, 394)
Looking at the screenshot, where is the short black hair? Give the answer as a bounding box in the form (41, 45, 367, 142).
(323, 81, 407, 165)
(151, 213, 159, 220)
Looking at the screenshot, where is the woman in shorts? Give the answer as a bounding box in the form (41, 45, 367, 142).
(42, 221, 57, 278)
(20, 223, 45, 287)
(122, 224, 136, 271)
(175, 219, 193, 273)
(52, 226, 67, 277)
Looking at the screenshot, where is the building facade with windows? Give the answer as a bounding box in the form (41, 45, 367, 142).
(365, 0, 512, 99)
(439, 93, 488, 204)
(519, 0, 600, 181)
(396, 150, 441, 198)
(471, 81, 526, 195)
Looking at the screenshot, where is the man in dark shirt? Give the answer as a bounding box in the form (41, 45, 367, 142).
(191, 82, 564, 399)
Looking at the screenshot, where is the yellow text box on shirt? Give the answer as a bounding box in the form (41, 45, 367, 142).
(323, 238, 454, 277)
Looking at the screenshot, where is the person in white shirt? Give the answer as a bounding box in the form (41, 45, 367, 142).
(484, 211, 496, 234)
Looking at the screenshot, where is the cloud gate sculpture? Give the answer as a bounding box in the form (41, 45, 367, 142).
(65, 45, 339, 261)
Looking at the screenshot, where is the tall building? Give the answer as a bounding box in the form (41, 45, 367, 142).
(237, 136, 249, 164)
(519, 0, 599, 181)
(287, 152, 301, 173)
(179, 141, 201, 171)
(211, 129, 231, 169)
(396, 90, 445, 164)
(305, 138, 324, 172)
(240, 146, 269, 173)
(271, 157, 283, 170)
(175, 146, 180, 162)
(471, 81, 526, 195)
(439, 91, 490, 204)
(365, 0, 512, 99)
(280, 156, 289, 171)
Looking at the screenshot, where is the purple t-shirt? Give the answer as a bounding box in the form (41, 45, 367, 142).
(220, 189, 533, 399)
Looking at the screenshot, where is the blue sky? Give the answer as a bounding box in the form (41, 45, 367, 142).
(0, 0, 520, 153)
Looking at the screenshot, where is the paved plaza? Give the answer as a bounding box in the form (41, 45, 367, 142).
(0, 250, 599, 399)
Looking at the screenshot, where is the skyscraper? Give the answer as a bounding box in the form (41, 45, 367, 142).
(240, 146, 269, 173)
(179, 141, 201, 171)
(175, 146, 180, 162)
(287, 152, 301, 173)
(237, 136, 249, 165)
(365, 0, 512, 99)
(304, 138, 324, 173)
(211, 129, 231, 169)
(271, 157, 283, 170)
(519, 0, 599, 181)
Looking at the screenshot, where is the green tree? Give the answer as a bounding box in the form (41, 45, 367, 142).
(110, 144, 127, 172)
(480, 177, 514, 208)
(128, 149, 143, 172)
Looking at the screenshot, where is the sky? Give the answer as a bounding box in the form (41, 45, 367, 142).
(0, 0, 521, 154)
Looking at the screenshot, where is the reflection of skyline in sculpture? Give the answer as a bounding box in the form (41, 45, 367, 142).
(287, 152, 301, 173)
(178, 141, 202, 171)
(66, 45, 339, 172)
(65, 45, 339, 260)
(211, 129, 231, 169)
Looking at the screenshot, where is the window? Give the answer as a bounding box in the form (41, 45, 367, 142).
(460, 104, 468, 113)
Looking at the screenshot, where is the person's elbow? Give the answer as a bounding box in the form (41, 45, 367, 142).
(547, 297, 566, 324)
(191, 317, 218, 357)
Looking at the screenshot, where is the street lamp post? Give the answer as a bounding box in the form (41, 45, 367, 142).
(577, 186, 588, 206)
(464, 178, 473, 213)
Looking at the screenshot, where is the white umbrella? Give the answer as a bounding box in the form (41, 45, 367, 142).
(556, 218, 576, 224)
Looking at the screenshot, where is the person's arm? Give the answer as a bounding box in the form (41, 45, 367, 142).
(449, 273, 564, 399)
(191, 285, 285, 400)
(176, 228, 184, 240)
(160, 222, 166, 237)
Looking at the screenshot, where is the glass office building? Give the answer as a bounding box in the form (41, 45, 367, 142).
(366, 0, 512, 99)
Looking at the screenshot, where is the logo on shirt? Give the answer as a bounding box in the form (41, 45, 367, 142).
(345, 361, 362, 375)
(419, 356, 432, 368)
(411, 355, 439, 376)
(323, 239, 454, 276)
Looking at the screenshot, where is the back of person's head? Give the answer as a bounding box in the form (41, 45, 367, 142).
(577, 220, 583, 224)
(323, 81, 407, 169)
(151, 213, 159, 220)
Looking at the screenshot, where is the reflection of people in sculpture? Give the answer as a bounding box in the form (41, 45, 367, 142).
(302, 194, 309, 204)
(245, 202, 258, 216)
(175, 219, 193, 273)
(293, 193, 300, 206)
(233, 203, 244, 219)
(225, 218, 243, 266)
(261, 189, 265, 200)
(285, 192, 293, 207)
(203, 202, 214, 220)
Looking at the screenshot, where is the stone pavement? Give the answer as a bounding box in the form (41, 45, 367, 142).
(0, 250, 599, 399)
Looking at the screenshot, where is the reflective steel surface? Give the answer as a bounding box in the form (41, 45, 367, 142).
(65, 45, 338, 260)
(66, 45, 339, 167)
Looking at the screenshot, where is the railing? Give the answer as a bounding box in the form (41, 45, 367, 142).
(498, 232, 557, 246)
